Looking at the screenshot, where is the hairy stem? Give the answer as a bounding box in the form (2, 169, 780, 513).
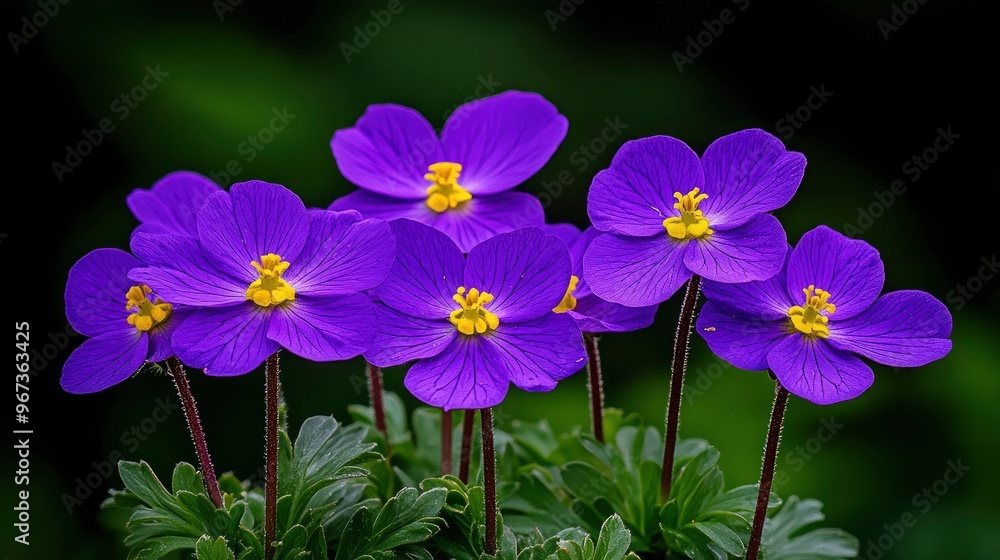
(366, 362, 390, 454)
(458, 409, 475, 484)
(264, 353, 281, 560)
(165, 357, 223, 508)
(481, 407, 497, 556)
(746, 382, 790, 560)
(584, 333, 606, 442)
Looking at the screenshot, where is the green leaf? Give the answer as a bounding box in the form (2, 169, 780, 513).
(688, 521, 743, 555)
(334, 486, 446, 558)
(761, 496, 859, 559)
(173, 463, 206, 496)
(195, 536, 235, 560)
(593, 515, 631, 560)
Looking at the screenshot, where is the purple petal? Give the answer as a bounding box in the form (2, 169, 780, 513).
(61, 329, 148, 394)
(440, 91, 568, 195)
(147, 307, 192, 362)
(696, 302, 789, 371)
(171, 304, 278, 376)
(331, 189, 430, 220)
(786, 226, 884, 320)
(429, 191, 545, 253)
(364, 303, 457, 368)
(582, 233, 692, 307)
(127, 171, 221, 237)
(700, 129, 805, 229)
(683, 214, 788, 283)
(130, 233, 247, 307)
(464, 227, 571, 322)
(267, 294, 376, 362)
(539, 223, 582, 250)
(65, 249, 139, 337)
(767, 336, 874, 405)
(332, 104, 443, 198)
(404, 335, 508, 410)
(487, 313, 587, 390)
(286, 209, 394, 296)
(374, 219, 466, 319)
(570, 294, 658, 333)
(588, 136, 704, 236)
(700, 249, 792, 320)
(828, 290, 952, 367)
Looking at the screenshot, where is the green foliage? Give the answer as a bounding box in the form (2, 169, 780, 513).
(759, 496, 860, 559)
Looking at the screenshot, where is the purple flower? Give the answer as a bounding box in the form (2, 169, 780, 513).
(584, 130, 805, 306)
(329, 91, 568, 252)
(542, 223, 657, 333)
(696, 226, 952, 404)
(364, 220, 586, 410)
(61, 249, 188, 393)
(130, 180, 395, 376)
(127, 171, 221, 237)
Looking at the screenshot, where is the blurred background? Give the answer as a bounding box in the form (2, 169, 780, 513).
(5, 1, 996, 558)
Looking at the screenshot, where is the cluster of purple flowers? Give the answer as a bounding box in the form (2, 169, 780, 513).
(62, 90, 951, 409)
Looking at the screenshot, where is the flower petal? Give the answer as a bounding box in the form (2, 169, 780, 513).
(539, 223, 582, 250)
(828, 290, 952, 367)
(683, 214, 788, 283)
(286, 209, 394, 296)
(374, 219, 466, 319)
(588, 136, 704, 236)
(65, 248, 139, 337)
(569, 295, 658, 333)
(332, 104, 443, 198)
(364, 303, 457, 368)
(464, 227, 572, 322)
(486, 313, 586, 391)
(130, 233, 247, 307)
(696, 302, 788, 371)
(267, 294, 376, 362)
(700, 249, 792, 320)
(171, 304, 278, 376)
(767, 336, 874, 405)
(440, 91, 568, 195)
(786, 226, 884, 320)
(331, 189, 430, 220)
(700, 129, 805, 229)
(61, 329, 148, 394)
(404, 335, 508, 410)
(126, 171, 221, 237)
(429, 191, 545, 253)
(582, 233, 692, 307)
(147, 307, 192, 362)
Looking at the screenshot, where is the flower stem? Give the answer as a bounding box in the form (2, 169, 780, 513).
(659, 274, 702, 502)
(366, 362, 390, 454)
(583, 333, 605, 442)
(264, 353, 281, 560)
(165, 357, 223, 508)
(441, 409, 453, 475)
(746, 382, 790, 560)
(458, 409, 475, 484)
(481, 407, 497, 556)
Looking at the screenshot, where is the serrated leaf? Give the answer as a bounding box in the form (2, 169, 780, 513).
(593, 515, 631, 560)
(688, 521, 743, 555)
(195, 536, 235, 560)
(761, 496, 859, 560)
(173, 463, 206, 496)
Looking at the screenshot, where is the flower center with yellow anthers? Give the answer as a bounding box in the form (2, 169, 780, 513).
(554, 275, 580, 313)
(663, 188, 714, 240)
(788, 285, 837, 338)
(425, 162, 472, 213)
(449, 286, 499, 335)
(125, 285, 172, 332)
(246, 253, 296, 308)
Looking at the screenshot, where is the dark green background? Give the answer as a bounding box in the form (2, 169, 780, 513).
(5, 1, 996, 558)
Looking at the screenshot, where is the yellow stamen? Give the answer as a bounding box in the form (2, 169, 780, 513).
(449, 286, 499, 335)
(662, 187, 714, 240)
(554, 275, 580, 313)
(425, 162, 472, 213)
(787, 285, 837, 338)
(125, 285, 172, 332)
(246, 253, 296, 308)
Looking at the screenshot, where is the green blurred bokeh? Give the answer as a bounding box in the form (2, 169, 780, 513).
(6, 1, 996, 559)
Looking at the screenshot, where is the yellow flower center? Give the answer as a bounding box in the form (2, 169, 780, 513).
(788, 285, 837, 338)
(450, 286, 499, 335)
(125, 285, 172, 332)
(554, 275, 580, 313)
(246, 253, 296, 308)
(663, 188, 714, 240)
(425, 162, 472, 213)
